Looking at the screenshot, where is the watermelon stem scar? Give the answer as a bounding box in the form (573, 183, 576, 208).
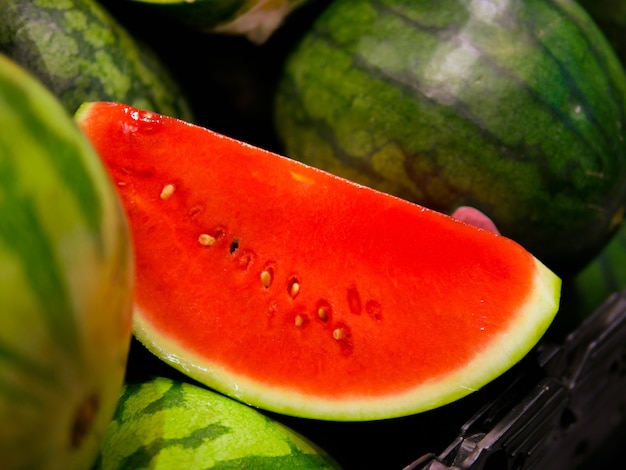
(75, 102, 561, 421)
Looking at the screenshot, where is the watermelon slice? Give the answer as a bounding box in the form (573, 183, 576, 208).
(75, 102, 561, 421)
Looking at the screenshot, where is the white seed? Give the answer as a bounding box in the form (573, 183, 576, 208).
(260, 270, 272, 288)
(289, 281, 300, 298)
(318, 307, 329, 322)
(294, 315, 304, 327)
(198, 234, 216, 246)
(160, 184, 175, 199)
(333, 328, 346, 340)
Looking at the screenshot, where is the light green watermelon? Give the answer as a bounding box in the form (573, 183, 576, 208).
(0, 54, 134, 470)
(94, 377, 340, 469)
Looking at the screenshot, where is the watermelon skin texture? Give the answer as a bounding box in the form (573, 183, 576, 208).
(76, 102, 560, 421)
(0, 0, 193, 119)
(94, 377, 340, 469)
(274, 0, 626, 278)
(0, 57, 134, 469)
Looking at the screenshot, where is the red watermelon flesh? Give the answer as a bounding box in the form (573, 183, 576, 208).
(75, 102, 561, 421)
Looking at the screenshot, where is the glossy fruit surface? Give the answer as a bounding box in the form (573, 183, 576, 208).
(0, 57, 134, 469)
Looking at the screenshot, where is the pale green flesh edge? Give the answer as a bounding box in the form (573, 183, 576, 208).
(133, 257, 561, 421)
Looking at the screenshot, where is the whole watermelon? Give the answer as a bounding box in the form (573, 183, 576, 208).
(0, 0, 193, 119)
(274, 0, 626, 277)
(94, 377, 340, 469)
(0, 54, 134, 470)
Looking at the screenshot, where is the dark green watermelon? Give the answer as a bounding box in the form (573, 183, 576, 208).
(274, 0, 626, 277)
(0, 0, 192, 118)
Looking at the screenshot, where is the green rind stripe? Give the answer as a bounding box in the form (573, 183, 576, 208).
(544, 0, 626, 196)
(539, 0, 626, 150)
(321, 0, 619, 178)
(0, 52, 103, 235)
(211, 447, 337, 469)
(0, 66, 103, 237)
(118, 423, 231, 469)
(0, 154, 79, 355)
(0, 339, 58, 404)
(98, 378, 339, 469)
(115, 380, 186, 424)
(0, 53, 120, 355)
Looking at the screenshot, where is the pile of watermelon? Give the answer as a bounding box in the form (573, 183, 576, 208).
(1, 0, 625, 468)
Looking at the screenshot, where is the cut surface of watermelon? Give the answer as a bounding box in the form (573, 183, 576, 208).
(76, 102, 561, 421)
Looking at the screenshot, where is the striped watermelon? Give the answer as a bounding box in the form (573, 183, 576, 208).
(274, 0, 626, 278)
(94, 377, 340, 469)
(0, 56, 134, 470)
(0, 0, 193, 118)
(123, 0, 311, 43)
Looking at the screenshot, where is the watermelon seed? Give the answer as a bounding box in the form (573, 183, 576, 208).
(318, 306, 329, 322)
(230, 239, 239, 254)
(198, 234, 216, 246)
(160, 184, 175, 199)
(295, 314, 305, 327)
(260, 269, 273, 288)
(333, 328, 346, 340)
(331, 323, 353, 354)
(288, 278, 300, 298)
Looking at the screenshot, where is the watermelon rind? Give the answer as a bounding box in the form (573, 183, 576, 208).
(0, 0, 193, 118)
(94, 377, 341, 469)
(132, 258, 560, 421)
(0, 56, 134, 469)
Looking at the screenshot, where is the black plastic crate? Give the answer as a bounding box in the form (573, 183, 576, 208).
(406, 290, 626, 470)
